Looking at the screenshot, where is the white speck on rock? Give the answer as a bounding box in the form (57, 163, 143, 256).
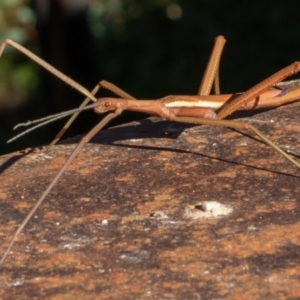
(150, 211, 168, 219)
(184, 201, 233, 219)
(58, 234, 90, 250)
(102, 219, 108, 225)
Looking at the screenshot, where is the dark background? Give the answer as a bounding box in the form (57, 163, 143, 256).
(0, 0, 300, 155)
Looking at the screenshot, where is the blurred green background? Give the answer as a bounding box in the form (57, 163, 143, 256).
(1, 0, 300, 155)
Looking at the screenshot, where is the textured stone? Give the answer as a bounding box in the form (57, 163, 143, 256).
(0, 101, 300, 299)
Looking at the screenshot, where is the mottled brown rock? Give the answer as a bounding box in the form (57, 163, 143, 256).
(0, 101, 300, 299)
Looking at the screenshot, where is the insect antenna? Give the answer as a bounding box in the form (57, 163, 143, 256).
(8, 102, 101, 144)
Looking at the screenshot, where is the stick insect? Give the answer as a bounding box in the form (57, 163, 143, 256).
(1, 36, 300, 267)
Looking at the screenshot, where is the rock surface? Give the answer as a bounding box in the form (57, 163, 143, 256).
(0, 101, 300, 299)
